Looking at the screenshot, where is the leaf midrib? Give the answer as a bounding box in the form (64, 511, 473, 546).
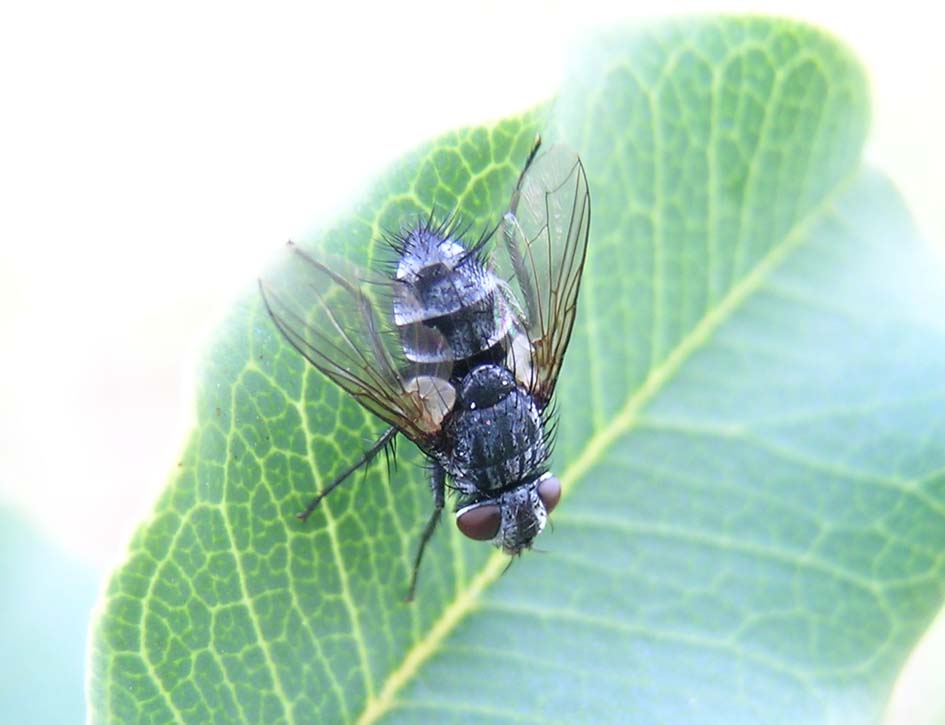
(354, 164, 862, 725)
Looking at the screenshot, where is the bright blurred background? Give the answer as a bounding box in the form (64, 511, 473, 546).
(1, 1, 942, 721)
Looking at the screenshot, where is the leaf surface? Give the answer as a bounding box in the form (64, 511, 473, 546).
(89, 18, 945, 724)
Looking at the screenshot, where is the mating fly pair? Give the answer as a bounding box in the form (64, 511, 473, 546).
(260, 139, 590, 600)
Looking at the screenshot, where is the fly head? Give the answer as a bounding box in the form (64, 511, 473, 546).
(455, 472, 562, 554)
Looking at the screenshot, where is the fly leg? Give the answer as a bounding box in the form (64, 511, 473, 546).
(405, 463, 446, 602)
(297, 426, 397, 522)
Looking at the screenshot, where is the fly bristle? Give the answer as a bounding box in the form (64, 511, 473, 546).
(459, 220, 500, 269)
(379, 206, 499, 280)
(412, 209, 462, 245)
(379, 228, 410, 274)
(540, 398, 559, 424)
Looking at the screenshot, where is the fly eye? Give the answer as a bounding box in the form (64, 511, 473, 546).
(538, 475, 562, 514)
(456, 505, 501, 541)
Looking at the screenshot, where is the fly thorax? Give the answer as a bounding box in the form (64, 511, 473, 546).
(391, 228, 514, 362)
(445, 364, 546, 492)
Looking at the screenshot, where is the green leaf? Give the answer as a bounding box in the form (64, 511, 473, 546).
(89, 17, 945, 724)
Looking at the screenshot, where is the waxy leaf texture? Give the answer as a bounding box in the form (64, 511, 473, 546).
(90, 18, 945, 724)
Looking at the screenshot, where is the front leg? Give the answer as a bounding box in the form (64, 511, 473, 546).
(405, 463, 446, 602)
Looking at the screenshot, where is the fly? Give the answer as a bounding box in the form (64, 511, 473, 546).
(260, 138, 591, 600)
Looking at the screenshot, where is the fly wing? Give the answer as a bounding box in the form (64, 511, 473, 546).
(498, 144, 591, 406)
(259, 242, 456, 446)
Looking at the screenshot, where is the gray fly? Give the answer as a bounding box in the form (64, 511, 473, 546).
(260, 139, 590, 600)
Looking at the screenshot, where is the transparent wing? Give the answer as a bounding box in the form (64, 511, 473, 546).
(498, 144, 591, 405)
(259, 242, 455, 445)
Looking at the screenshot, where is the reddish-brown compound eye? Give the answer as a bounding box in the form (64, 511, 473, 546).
(456, 505, 502, 541)
(538, 475, 562, 514)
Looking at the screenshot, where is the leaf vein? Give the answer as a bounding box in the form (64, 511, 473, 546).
(298, 370, 377, 704)
(221, 379, 296, 723)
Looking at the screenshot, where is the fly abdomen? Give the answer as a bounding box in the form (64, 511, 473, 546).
(392, 225, 515, 363)
(445, 365, 546, 493)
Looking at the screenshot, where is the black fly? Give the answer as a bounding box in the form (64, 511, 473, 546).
(260, 139, 591, 600)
